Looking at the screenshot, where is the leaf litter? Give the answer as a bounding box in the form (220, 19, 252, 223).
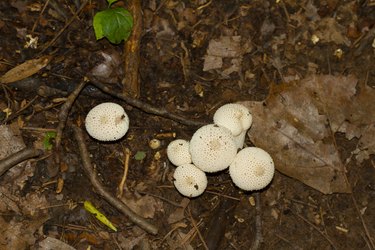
(241, 75, 375, 194)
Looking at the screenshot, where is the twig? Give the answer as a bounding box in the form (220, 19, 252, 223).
(31, 0, 51, 33)
(205, 190, 241, 201)
(137, 191, 184, 207)
(0, 147, 43, 177)
(3, 95, 39, 123)
(117, 148, 131, 198)
(39, 0, 88, 54)
(348, 185, 375, 250)
(88, 77, 206, 127)
(290, 209, 338, 250)
(122, 0, 142, 97)
(187, 206, 208, 250)
(55, 79, 87, 150)
(72, 125, 158, 235)
(250, 192, 263, 250)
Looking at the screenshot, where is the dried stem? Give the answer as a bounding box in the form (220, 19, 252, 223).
(72, 125, 158, 235)
(117, 148, 130, 198)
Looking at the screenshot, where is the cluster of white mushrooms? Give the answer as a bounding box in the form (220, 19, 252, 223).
(83, 102, 274, 198)
(167, 103, 275, 197)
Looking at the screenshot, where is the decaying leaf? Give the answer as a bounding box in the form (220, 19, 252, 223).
(120, 194, 163, 219)
(313, 18, 351, 46)
(203, 36, 252, 75)
(0, 55, 51, 84)
(241, 75, 374, 194)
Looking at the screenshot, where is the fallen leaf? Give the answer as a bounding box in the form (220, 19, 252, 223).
(0, 55, 51, 84)
(203, 36, 252, 74)
(120, 195, 163, 219)
(314, 18, 351, 46)
(241, 75, 374, 194)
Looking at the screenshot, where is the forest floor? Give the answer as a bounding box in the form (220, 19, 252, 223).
(0, 0, 374, 249)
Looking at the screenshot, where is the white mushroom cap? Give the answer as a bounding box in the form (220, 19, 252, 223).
(189, 124, 237, 173)
(213, 103, 252, 136)
(173, 163, 208, 197)
(229, 147, 274, 191)
(167, 139, 192, 166)
(85, 102, 129, 141)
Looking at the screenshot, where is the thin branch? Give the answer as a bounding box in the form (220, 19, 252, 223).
(39, 0, 89, 54)
(72, 125, 158, 235)
(55, 79, 87, 149)
(0, 147, 43, 177)
(88, 77, 206, 127)
(290, 209, 338, 250)
(187, 206, 208, 250)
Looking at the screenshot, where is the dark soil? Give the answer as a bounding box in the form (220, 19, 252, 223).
(0, 0, 374, 249)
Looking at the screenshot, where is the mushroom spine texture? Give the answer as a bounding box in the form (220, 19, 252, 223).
(167, 139, 192, 166)
(189, 124, 237, 173)
(229, 147, 275, 191)
(85, 102, 129, 141)
(173, 164, 208, 197)
(213, 103, 252, 136)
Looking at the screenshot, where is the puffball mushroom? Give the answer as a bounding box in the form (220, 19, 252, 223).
(167, 139, 192, 166)
(173, 163, 208, 197)
(213, 103, 252, 136)
(85, 102, 129, 141)
(190, 124, 237, 173)
(229, 147, 275, 191)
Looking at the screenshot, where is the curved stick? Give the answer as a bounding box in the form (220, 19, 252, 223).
(73, 125, 158, 235)
(0, 147, 42, 177)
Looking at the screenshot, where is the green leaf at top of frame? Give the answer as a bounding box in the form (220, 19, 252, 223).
(107, 0, 118, 7)
(93, 7, 133, 44)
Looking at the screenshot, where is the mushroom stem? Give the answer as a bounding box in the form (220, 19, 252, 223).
(73, 125, 159, 235)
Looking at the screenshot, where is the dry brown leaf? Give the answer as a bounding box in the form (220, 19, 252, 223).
(203, 36, 252, 74)
(0, 55, 51, 84)
(120, 194, 163, 219)
(242, 75, 374, 194)
(314, 18, 351, 46)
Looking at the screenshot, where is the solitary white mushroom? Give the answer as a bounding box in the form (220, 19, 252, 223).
(173, 163, 208, 197)
(85, 102, 129, 141)
(229, 147, 274, 191)
(213, 103, 252, 136)
(167, 139, 192, 166)
(189, 124, 237, 173)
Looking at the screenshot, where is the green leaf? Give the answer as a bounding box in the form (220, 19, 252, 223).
(134, 151, 146, 161)
(93, 7, 133, 44)
(43, 131, 56, 150)
(107, 0, 118, 7)
(84, 201, 117, 232)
